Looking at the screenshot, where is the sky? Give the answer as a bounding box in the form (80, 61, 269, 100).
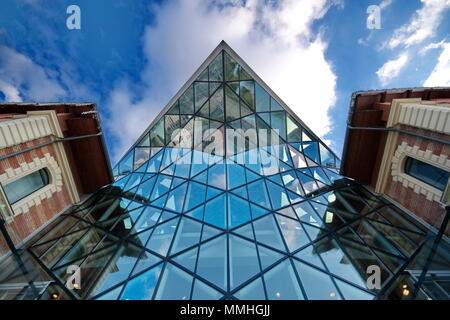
(1, 0, 449, 165)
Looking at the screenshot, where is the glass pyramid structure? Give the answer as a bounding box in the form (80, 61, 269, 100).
(1, 41, 447, 300)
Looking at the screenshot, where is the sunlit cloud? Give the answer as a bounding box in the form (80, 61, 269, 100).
(424, 42, 450, 86)
(376, 53, 409, 86)
(107, 0, 339, 161)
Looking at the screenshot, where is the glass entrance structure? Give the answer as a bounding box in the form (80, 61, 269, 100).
(0, 41, 449, 300)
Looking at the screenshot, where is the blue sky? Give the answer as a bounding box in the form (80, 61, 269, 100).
(1, 0, 449, 165)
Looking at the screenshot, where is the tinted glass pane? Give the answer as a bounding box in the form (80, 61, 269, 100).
(170, 218, 202, 254)
(4, 168, 49, 204)
(294, 260, 341, 300)
(229, 235, 260, 289)
(120, 263, 163, 300)
(155, 264, 193, 300)
(264, 260, 303, 300)
(405, 157, 449, 191)
(179, 85, 194, 114)
(253, 215, 286, 251)
(194, 82, 209, 112)
(192, 279, 222, 300)
(209, 86, 224, 121)
(255, 83, 270, 112)
(240, 81, 254, 109)
(196, 235, 227, 289)
(234, 277, 266, 300)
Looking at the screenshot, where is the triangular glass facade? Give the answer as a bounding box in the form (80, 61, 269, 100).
(2, 42, 447, 300)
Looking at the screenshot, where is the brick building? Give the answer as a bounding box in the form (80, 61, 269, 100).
(0, 103, 112, 258)
(341, 88, 450, 234)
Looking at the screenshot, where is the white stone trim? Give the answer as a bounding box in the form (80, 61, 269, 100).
(0, 116, 53, 148)
(398, 103, 450, 134)
(391, 142, 450, 202)
(0, 154, 63, 216)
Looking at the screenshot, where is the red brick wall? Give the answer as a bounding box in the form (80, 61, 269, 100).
(384, 125, 450, 234)
(0, 137, 72, 255)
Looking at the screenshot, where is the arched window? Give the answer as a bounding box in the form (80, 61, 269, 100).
(2, 169, 50, 204)
(404, 157, 450, 191)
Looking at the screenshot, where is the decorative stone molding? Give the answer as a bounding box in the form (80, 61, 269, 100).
(398, 103, 450, 134)
(391, 142, 450, 202)
(0, 153, 63, 217)
(0, 116, 53, 148)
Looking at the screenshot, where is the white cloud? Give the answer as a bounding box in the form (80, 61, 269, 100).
(424, 42, 450, 86)
(376, 53, 409, 85)
(419, 39, 447, 55)
(107, 0, 339, 161)
(387, 0, 450, 49)
(379, 0, 394, 9)
(0, 45, 66, 102)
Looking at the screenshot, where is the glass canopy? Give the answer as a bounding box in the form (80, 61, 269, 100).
(0, 44, 448, 300)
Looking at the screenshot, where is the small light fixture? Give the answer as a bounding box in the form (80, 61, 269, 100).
(402, 289, 410, 296)
(329, 292, 335, 297)
(275, 292, 281, 297)
(73, 283, 79, 289)
(402, 284, 408, 289)
(51, 293, 60, 300)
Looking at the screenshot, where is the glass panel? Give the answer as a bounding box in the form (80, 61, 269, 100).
(286, 116, 302, 142)
(293, 260, 341, 300)
(209, 86, 224, 121)
(255, 83, 270, 112)
(170, 218, 202, 254)
(204, 194, 227, 229)
(209, 52, 223, 81)
(271, 111, 286, 140)
(253, 215, 286, 251)
(335, 279, 374, 300)
(319, 143, 335, 168)
(194, 82, 209, 112)
(155, 264, 193, 300)
(225, 86, 240, 121)
(208, 162, 227, 190)
(132, 206, 161, 233)
(264, 260, 303, 300)
(302, 142, 320, 163)
(229, 235, 260, 289)
(164, 115, 180, 143)
(118, 151, 134, 175)
(227, 163, 246, 189)
(150, 118, 165, 147)
(266, 180, 290, 210)
(196, 235, 227, 289)
(228, 194, 251, 229)
(234, 277, 266, 300)
(270, 97, 283, 111)
(184, 182, 206, 212)
(246, 180, 271, 209)
(224, 52, 239, 81)
(164, 182, 187, 213)
(192, 279, 222, 300)
(179, 85, 194, 114)
(120, 263, 163, 300)
(275, 215, 310, 252)
(91, 243, 142, 296)
(145, 218, 179, 256)
(240, 81, 254, 109)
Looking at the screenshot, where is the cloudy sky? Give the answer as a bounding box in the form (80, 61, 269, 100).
(1, 0, 449, 164)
